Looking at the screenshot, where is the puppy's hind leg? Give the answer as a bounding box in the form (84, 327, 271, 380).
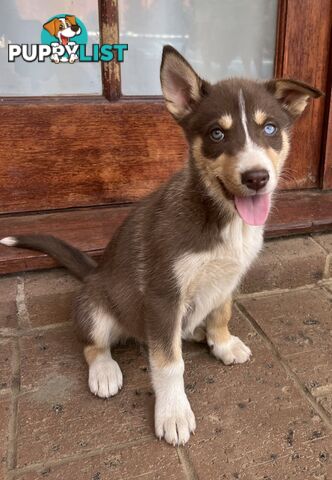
(76, 301, 124, 398)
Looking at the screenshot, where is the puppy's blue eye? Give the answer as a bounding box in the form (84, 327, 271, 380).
(210, 128, 224, 142)
(263, 123, 277, 136)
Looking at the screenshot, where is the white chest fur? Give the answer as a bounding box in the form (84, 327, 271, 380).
(174, 217, 263, 335)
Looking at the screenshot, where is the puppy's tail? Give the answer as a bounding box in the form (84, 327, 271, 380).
(0, 235, 97, 281)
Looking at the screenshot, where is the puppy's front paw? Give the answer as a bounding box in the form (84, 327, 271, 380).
(209, 335, 251, 365)
(88, 356, 123, 398)
(155, 395, 196, 446)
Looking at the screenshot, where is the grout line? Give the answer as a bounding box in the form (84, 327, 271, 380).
(7, 436, 154, 478)
(235, 302, 332, 430)
(310, 234, 330, 255)
(321, 285, 332, 300)
(236, 282, 319, 300)
(6, 337, 20, 471)
(16, 276, 31, 329)
(177, 447, 199, 480)
(323, 254, 331, 279)
(0, 322, 72, 338)
(309, 236, 331, 279)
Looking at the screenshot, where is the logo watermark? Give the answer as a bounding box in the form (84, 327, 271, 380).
(8, 14, 128, 64)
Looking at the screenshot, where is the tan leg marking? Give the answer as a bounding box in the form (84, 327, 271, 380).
(206, 297, 232, 345)
(84, 345, 108, 365)
(149, 314, 182, 369)
(207, 298, 251, 365)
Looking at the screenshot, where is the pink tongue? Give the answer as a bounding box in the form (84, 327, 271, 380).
(235, 193, 271, 226)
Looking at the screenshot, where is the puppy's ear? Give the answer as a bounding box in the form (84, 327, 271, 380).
(65, 15, 77, 26)
(43, 18, 60, 36)
(160, 45, 208, 120)
(265, 79, 323, 118)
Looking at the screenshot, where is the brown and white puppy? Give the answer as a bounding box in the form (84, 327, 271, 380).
(1, 46, 322, 446)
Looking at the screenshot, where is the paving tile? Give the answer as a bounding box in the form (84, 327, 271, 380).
(24, 269, 80, 328)
(180, 312, 330, 479)
(16, 385, 155, 468)
(0, 339, 16, 392)
(238, 288, 332, 395)
(17, 329, 151, 468)
(15, 442, 185, 480)
(0, 275, 18, 332)
(0, 394, 11, 480)
(19, 327, 83, 392)
(242, 237, 326, 293)
(187, 434, 331, 480)
(19, 328, 149, 393)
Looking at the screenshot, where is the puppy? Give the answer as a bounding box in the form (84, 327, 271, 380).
(1, 46, 322, 446)
(43, 15, 81, 63)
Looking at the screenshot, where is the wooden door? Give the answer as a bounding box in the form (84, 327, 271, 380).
(0, 0, 331, 274)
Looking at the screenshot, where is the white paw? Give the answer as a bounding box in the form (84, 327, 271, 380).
(209, 335, 251, 365)
(155, 394, 196, 446)
(88, 355, 123, 398)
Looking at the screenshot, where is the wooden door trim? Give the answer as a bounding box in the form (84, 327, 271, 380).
(322, 91, 332, 189)
(99, 0, 121, 100)
(273, 0, 332, 190)
(274, 0, 288, 78)
(321, 39, 332, 189)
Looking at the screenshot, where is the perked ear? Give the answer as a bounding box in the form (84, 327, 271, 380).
(160, 45, 207, 120)
(265, 79, 323, 118)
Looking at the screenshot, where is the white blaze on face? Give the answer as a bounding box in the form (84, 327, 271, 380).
(234, 90, 275, 226)
(237, 89, 277, 192)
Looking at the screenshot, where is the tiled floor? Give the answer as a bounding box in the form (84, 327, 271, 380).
(0, 234, 331, 479)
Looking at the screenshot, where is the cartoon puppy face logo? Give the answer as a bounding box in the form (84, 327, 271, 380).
(43, 15, 82, 63)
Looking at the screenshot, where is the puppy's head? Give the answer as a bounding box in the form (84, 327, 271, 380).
(43, 15, 81, 45)
(160, 46, 323, 226)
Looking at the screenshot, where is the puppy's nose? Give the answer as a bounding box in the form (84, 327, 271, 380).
(241, 169, 269, 191)
(71, 24, 80, 32)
